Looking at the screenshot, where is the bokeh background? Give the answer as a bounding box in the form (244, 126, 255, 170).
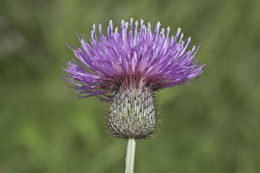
(0, 0, 260, 172)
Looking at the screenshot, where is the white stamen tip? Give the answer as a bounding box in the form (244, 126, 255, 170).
(81, 39, 85, 44)
(177, 27, 181, 33)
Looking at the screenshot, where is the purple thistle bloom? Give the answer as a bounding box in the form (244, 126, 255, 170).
(64, 19, 204, 101)
(64, 19, 205, 139)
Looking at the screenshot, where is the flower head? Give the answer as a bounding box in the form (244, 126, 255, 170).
(64, 19, 204, 101)
(64, 19, 205, 138)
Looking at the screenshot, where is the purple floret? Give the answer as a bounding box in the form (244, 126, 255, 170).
(64, 19, 205, 100)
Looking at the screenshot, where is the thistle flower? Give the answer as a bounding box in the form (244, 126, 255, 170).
(64, 18, 205, 173)
(64, 19, 204, 139)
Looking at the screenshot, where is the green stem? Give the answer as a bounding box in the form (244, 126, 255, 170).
(125, 138, 136, 173)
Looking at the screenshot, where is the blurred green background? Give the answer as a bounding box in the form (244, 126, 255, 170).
(0, 0, 259, 172)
